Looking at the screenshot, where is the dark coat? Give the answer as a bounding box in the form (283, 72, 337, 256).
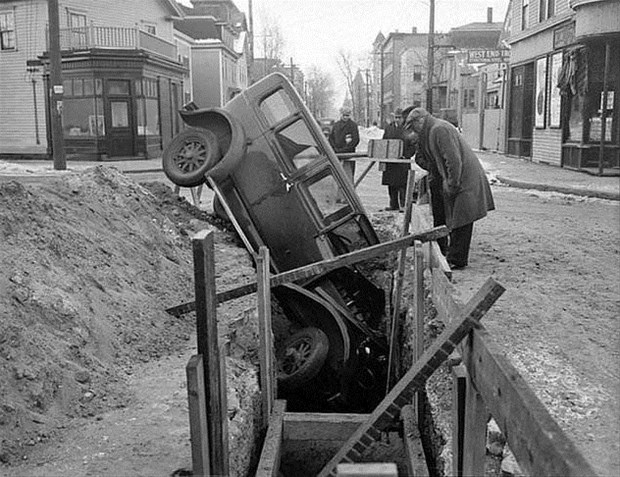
(329, 118, 360, 153)
(418, 115, 495, 230)
(381, 122, 411, 187)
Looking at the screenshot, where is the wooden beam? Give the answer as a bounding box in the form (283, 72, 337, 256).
(336, 463, 398, 476)
(256, 400, 287, 477)
(412, 244, 425, 418)
(401, 405, 429, 477)
(461, 377, 488, 477)
(192, 231, 229, 477)
(431, 267, 461, 324)
(257, 247, 276, 430)
(451, 364, 467, 477)
(166, 226, 449, 316)
(317, 278, 505, 477)
(462, 327, 599, 477)
(283, 413, 368, 442)
(186, 355, 210, 477)
(354, 161, 376, 188)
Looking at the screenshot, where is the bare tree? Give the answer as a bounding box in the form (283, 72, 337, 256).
(336, 49, 357, 115)
(305, 66, 334, 119)
(256, 8, 285, 77)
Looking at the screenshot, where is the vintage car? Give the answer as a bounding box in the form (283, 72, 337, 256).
(162, 73, 388, 411)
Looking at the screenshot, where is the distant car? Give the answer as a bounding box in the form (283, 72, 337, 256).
(317, 117, 335, 138)
(162, 73, 388, 411)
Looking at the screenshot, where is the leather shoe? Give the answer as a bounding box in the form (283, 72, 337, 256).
(448, 262, 467, 270)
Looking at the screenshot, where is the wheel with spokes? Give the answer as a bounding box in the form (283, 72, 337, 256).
(277, 327, 329, 391)
(162, 128, 221, 187)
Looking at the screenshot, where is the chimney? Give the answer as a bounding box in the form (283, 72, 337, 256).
(487, 7, 493, 23)
(412, 26, 417, 33)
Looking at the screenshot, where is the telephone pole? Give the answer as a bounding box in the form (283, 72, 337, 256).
(426, 0, 435, 114)
(48, 0, 66, 170)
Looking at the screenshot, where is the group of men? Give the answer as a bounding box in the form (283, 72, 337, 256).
(329, 105, 494, 271)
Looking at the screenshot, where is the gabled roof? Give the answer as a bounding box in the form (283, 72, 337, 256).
(450, 21, 504, 32)
(161, 0, 184, 16)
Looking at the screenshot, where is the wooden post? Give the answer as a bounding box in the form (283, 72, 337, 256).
(257, 246, 276, 429)
(256, 400, 287, 477)
(47, 0, 66, 170)
(461, 368, 488, 477)
(192, 230, 229, 476)
(186, 355, 210, 477)
(451, 363, 468, 477)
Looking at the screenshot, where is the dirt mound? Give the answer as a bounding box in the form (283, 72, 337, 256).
(0, 167, 258, 467)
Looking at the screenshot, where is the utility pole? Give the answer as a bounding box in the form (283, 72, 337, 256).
(48, 0, 66, 170)
(365, 68, 370, 127)
(426, 0, 435, 114)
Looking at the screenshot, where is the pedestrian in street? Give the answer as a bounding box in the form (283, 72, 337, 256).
(404, 107, 495, 270)
(329, 107, 360, 187)
(381, 108, 411, 211)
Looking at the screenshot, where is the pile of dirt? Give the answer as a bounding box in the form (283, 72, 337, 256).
(0, 167, 260, 472)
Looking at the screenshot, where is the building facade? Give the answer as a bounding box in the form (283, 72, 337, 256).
(174, 0, 249, 109)
(0, 0, 185, 159)
(505, 0, 619, 170)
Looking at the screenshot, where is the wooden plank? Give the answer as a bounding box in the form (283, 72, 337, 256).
(166, 226, 449, 316)
(412, 244, 425, 418)
(336, 463, 398, 476)
(431, 267, 461, 324)
(283, 413, 368, 442)
(461, 376, 488, 477)
(401, 405, 430, 477)
(257, 246, 276, 429)
(462, 327, 599, 477)
(451, 364, 467, 477)
(186, 355, 210, 477)
(317, 278, 505, 477)
(191, 230, 229, 477)
(256, 400, 287, 477)
(386, 171, 416, 390)
(411, 208, 451, 280)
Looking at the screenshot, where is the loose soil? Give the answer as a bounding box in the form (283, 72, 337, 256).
(1, 162, 618, 477)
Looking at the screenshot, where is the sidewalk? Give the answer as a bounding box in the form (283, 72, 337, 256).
(1, 152, 618, 201)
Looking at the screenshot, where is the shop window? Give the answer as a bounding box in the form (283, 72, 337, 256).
(62, 77, 103, 137)
(587, 86, 616, 143)
(0, 10, 16, 51)
(486, 91, 500, 109)
(137, 78, 160, 136)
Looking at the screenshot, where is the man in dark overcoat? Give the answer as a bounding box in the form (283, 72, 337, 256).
(329, 107, 360, 187)
(381, 108, 411, 211)
(405, 107, 495, 269)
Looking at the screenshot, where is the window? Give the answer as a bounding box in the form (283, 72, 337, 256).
(539, 0, 554, 22)
(142, 23, 156, 35)
(276, 119, 322, 169)
(463, 88, 476, 110)
(0, 10, 16, 51)
(68, 12, 87, 48)
(62, 77, 104, 138)
(413, 65, 422, 82)
(522, 0, 530, 30)
(260, 89, 296, 126)
(137, 78, 160, 136)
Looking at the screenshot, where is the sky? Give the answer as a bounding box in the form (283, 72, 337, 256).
(181, 0, 510, 109)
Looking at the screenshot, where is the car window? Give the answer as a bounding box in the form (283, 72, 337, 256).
(276, 119, 323, 169)
(307, 174, 341, 218)
(260, 88, 296, 126)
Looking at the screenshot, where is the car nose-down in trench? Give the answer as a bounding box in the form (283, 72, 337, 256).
(163, 73, 389, 412)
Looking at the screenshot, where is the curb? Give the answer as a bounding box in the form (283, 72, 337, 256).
(495, 176, 620, 201)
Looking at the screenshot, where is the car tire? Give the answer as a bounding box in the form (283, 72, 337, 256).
(162, 128, 221, 187)
(277, 327, 329, 391)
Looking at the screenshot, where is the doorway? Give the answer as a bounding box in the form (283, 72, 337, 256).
(105, 80, 134, 157)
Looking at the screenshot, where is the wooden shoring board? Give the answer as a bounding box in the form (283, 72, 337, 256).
(186, 355, 210, 477)
(401, 405, 430, 477)
(283, 413, 368, 442)
(256, 400, 287, 477)
(257, 246, 276, 429)
(166, 226, 449, 316)
(462, 326, 599, 477)
(317, 278, 505, 477)
(386, 170, 416, 390)
(411, 208, 451, 280)
(192, 230, 229, 476)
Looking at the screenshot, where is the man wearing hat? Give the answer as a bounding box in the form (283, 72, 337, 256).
(381, 107, 411, 211)
(405, 107, 494, 270)
(329, 107, 360, 187)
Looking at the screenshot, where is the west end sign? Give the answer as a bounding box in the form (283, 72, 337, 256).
(467, 49, 510, 64)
